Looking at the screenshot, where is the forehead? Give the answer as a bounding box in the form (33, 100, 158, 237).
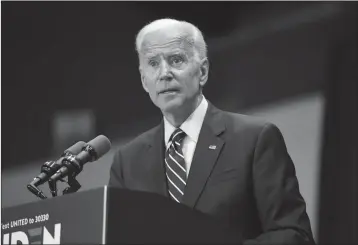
(140, 26, 195, 57)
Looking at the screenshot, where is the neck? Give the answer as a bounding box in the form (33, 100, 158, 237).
(163, 94, 203, 128)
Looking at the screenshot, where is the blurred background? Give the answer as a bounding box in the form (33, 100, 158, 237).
(1, 2, 357, 243)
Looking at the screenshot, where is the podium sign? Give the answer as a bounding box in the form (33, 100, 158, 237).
(2, 186, 240, 244)
(1, 187, 106, 244)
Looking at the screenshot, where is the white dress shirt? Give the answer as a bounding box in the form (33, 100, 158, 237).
(164, 95, 209, 177)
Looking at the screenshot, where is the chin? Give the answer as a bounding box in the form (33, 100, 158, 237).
(158, 98, 184, 114)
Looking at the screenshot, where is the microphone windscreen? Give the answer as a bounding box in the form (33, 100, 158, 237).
(86, 135, 111, 159)
(64, 141, 86, 155)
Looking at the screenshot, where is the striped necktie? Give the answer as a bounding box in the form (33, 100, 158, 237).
(165, 128, 187, 203)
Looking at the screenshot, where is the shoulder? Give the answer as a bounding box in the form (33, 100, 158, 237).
(205, 101, 282, 139)
(217, 108, 273, 135)
(209, 104, 283, 144)
(219, 109, 284, 145)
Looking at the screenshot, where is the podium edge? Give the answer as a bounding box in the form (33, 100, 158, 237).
(102, 185, 108, 244)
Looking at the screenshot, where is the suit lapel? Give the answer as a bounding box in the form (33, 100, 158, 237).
(144, 122, 169, 197)
(182, 103, 226, 208)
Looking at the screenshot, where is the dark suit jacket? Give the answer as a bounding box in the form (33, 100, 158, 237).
(109, 102, 314, 244)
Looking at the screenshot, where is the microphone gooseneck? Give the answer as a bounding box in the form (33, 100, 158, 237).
(49, 135, 111, 183)
(26, 141, 86, 199)
(29, 141, 86, 187)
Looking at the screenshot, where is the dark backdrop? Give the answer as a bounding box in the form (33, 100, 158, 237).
(2, 2, 351, 168)
(318, 11, 358, 243)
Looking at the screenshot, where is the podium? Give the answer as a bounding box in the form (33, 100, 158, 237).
(1, 186, 241, 244)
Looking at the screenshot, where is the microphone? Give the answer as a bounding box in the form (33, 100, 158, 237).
(29, 141, 86, 187)
(27, 141, 86, 199)
(49, 135, 111, 183)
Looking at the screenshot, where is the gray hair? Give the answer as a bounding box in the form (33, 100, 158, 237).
(135, 18, 207, 60)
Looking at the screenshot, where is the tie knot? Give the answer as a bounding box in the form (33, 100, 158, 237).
(169, 128, 186, 144)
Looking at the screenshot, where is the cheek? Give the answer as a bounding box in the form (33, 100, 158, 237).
(178, 68, 200, 90)
(144, 72, 157, 82)
(142, 71, 158, 88)
(142, 65, 159, 78)
(175, 66, 192, 78)
(143, 79, 159, 100)
(145, 82, 156, 96)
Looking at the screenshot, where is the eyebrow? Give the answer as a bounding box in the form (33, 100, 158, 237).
(145, 55, 158, 60)
(144, 51, 187, 60)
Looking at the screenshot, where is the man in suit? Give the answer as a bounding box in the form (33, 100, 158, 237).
(109, 18, 314, 244)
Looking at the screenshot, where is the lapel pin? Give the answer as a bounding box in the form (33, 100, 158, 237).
(209, 145, 217, 150)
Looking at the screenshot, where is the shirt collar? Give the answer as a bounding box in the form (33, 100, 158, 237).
(164, 95, 208, 146)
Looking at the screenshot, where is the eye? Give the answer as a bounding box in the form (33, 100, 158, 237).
(148, 60, 158, 67)
(170, 56, 184, 66)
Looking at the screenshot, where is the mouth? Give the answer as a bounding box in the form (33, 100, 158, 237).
(158, 88, 180, 94)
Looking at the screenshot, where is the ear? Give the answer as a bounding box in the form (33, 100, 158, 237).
(139, 67, 149, 93)
(199, 58, 209, 87)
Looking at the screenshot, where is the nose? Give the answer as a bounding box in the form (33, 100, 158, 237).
(159, 60, 173, 82)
